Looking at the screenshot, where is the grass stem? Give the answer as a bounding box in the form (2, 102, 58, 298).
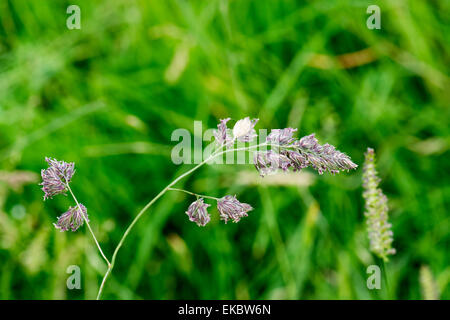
(96, 141, 268, 299)
(167, 187, 219, 200)
(66, 184, 111, 267)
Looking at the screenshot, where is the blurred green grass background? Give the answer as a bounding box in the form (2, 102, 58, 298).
(0, 0, 449, 299)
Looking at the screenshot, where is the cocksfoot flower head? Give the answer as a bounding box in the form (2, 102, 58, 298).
(362, 148, 395, 261)
(54, 204, 88, 232)
(217, 195, 253, 224)
(186, 198, 211, 227)
(40, 157, 75, 200)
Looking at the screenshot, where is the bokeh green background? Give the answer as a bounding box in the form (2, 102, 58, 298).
(0, 0, 448, 300)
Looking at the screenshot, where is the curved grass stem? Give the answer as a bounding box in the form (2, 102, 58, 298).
(66, 184, 111, 267)
(96, 142, 268, 299)
(168, 187, 219, 200)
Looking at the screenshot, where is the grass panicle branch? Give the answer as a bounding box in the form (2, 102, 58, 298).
(41, 118, 357, 299)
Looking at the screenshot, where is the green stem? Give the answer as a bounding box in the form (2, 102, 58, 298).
(96, 141, 268, 299)
(66, 184, 111, 267)
(168, 187, 219, 200)
(380, 259, 390, 299)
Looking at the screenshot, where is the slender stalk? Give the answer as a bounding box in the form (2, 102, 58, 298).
(96, 142, 268, 299)
(96, 265, 112, 300)
(66, 184, 111, 267)
(381, 259, 390, 299)
(168, 187, 219, 200)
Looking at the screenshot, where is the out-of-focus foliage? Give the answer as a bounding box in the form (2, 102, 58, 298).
(0, 0, 448, 299)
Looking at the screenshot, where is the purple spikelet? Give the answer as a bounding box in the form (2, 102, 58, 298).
(213, 118, 232, 146)
(253, 151, 291, 177)
(54, 204, 88, 232)
(185, 198, 211, 227)
(40, 157, 75, 200)
(253, 131, 357, 176)
(217, 195, 253, 224)
(293, 134, 357, 175)
(266, 128, 297, 145)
